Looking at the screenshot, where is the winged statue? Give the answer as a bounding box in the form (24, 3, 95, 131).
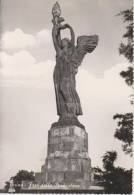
(52, 2, 98, 125)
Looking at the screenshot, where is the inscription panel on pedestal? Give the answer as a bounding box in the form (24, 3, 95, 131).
(48, 126, 88, 157)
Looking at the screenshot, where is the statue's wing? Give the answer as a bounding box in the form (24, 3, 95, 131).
(73, 35, 98, 67)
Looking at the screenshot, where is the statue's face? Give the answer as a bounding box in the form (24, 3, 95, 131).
(61, 39, 70, 49)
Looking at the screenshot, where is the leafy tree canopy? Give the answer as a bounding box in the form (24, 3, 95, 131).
(120, 66, 133, 86)
(114, 7, 133, 156)
(11, 170, 35, 185)
(118, 8, 133, 63)
(102, 151, 132, 194)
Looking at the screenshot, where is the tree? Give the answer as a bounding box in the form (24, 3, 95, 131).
(114, 7, 133, 156)
(118, 8, 133, 88)
(92, 167, 104, 186)
(102, 151, 117, 171)
(102, 151, 132, 194)
(118, 8, 133, 63)
(120, 66, 133, 86)
(12, 170, 35, 184)
(11, 170, 35, 192)
(4, 181, 10, 192)
(113, 113, 133, 156)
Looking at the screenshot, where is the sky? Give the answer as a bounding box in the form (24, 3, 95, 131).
(0, 0, 133, 188)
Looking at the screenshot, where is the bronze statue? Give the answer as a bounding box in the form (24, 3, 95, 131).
(52, 2, 98, 127)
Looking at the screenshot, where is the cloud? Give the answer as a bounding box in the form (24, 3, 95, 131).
(1, 29, 36, 49)
(1, 28, 52, 50)
(0, 51, 55, 89)
(77, 63, 131, 105)
(36, 30, 51, 45)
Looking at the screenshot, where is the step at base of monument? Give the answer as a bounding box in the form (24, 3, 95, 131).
(45, 157, 91, 187)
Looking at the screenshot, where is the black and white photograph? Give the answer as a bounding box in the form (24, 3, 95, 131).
(0, 0, 133, 194)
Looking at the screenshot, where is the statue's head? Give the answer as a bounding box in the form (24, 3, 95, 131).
(61, 38, 71, 49)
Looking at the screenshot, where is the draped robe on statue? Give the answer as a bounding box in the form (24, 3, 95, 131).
(54, 49, 82, 117)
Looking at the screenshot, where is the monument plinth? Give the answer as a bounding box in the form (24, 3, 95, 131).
(45, 125, 91, 187)
(35, 2, 98, 189)
(35, 124, 91, 188)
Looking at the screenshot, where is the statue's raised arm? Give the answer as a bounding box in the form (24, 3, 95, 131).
(52, 25, 61, 54)
(52, 2, 75, 54)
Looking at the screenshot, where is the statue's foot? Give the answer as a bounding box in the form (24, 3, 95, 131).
(51, 114, 85, 129)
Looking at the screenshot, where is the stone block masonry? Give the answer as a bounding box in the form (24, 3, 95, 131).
(35, 125, 91, 188)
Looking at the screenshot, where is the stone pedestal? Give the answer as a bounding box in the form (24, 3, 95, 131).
(36, 124, 91, 188)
